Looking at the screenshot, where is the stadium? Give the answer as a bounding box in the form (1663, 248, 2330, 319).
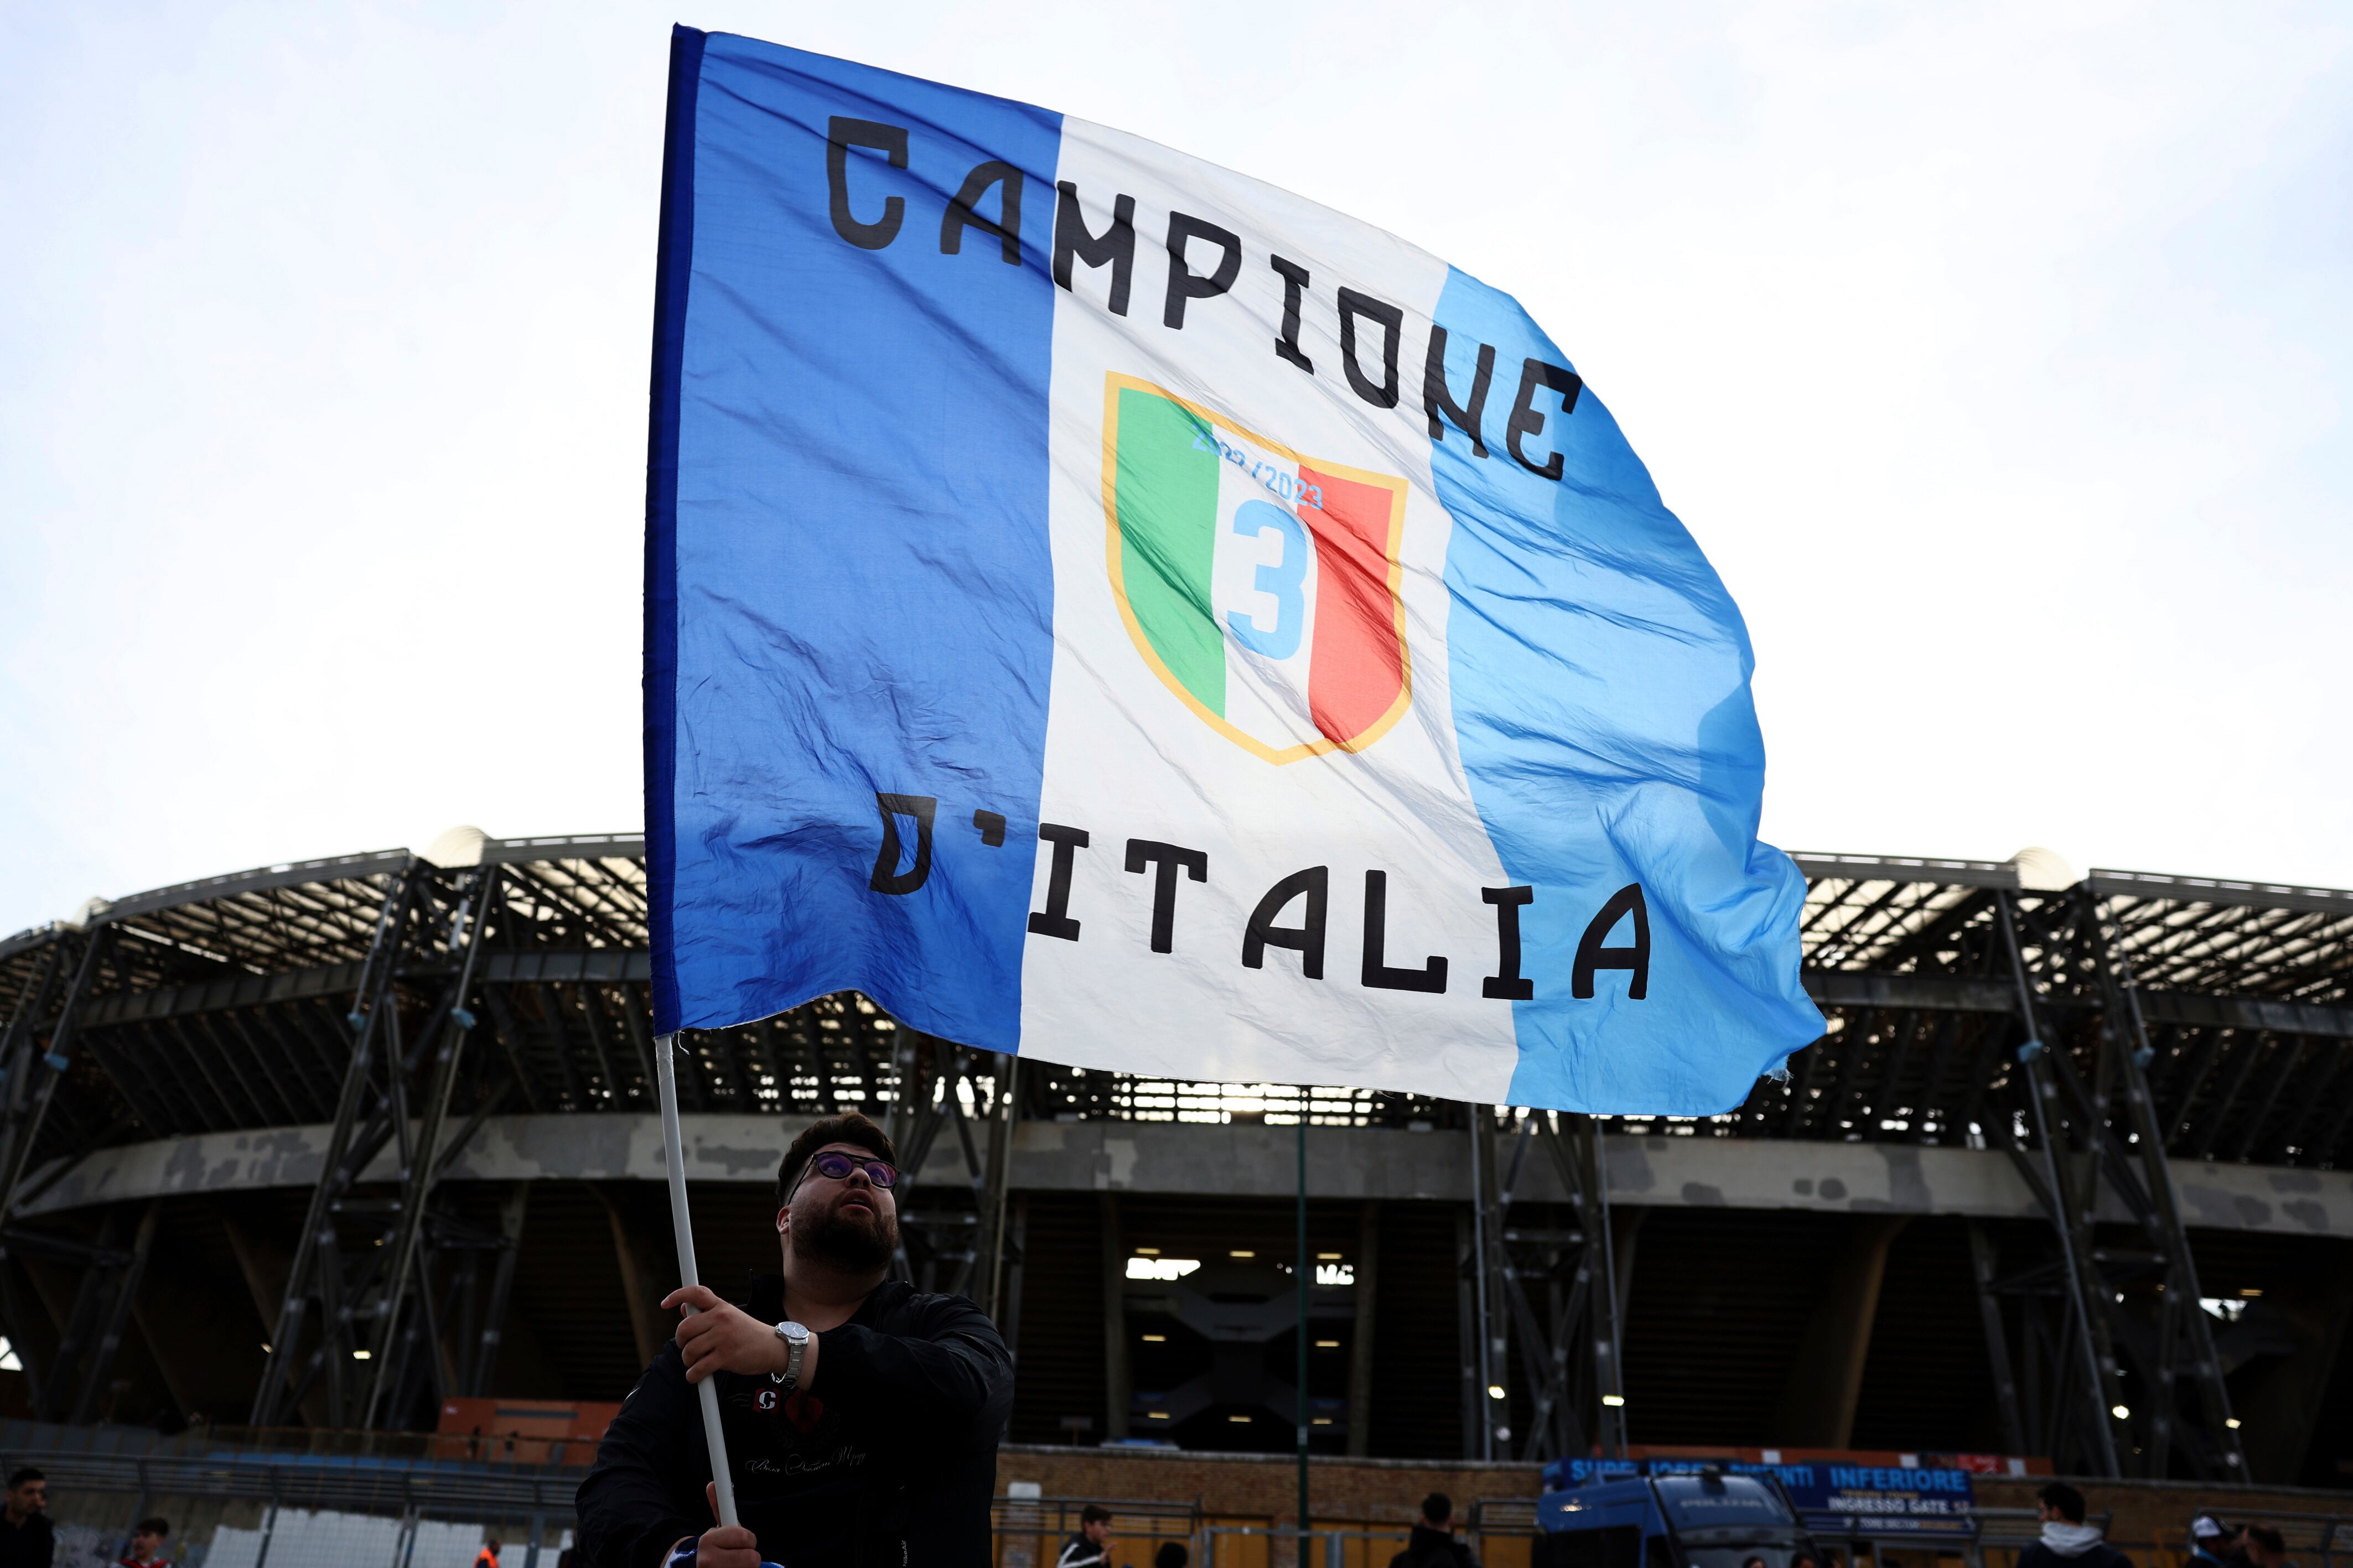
(0, 832, 2347, 1564)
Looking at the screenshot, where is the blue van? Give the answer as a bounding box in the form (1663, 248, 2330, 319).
(1535, 1470, 1822, 1568)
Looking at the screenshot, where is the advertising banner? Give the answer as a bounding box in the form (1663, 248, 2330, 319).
(1545, 1458, 1977, 1536)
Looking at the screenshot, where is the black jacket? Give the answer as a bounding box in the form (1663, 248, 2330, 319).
(1391, 1524, 1476, 1568)
(2018, 1543, 2133, 1568)
(0, 1513, 51, 1568)
(576, 1275, 1013, 1568)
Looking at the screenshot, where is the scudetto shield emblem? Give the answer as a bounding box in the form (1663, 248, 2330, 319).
(1102, 373, 1412, 765)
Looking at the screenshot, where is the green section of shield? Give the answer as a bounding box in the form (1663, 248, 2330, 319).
(1113, 388, 1224, 717)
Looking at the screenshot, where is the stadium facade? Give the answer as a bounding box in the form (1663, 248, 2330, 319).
(0, 835, 2346, 1488)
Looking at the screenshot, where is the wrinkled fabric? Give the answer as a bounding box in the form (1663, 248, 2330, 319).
(646, 27, 1821, 1112)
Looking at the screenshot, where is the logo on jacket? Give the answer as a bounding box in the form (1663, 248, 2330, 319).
(754, 1385, 827, 1434)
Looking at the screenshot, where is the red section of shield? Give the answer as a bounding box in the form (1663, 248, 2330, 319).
(1298, 464, 1405, 747)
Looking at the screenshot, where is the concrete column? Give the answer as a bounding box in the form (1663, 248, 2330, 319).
(221, 1209, 333, 1429)
(1599, 1204, 1644, 1452)
(1771, 1214, 1909, 1447)
(1454, 1207, 1478, 1458)
(1346, 1201, 1380, 1457)
(1002, 1195, 1028, 1364)
(1099, 1191, 1129, 1441)
(1611, 1207, 1645, 1331)
(2235, 1244, 2353, 1483)
(120, 1198, 296, 1423)
(0, 1250, 60, 1405)
(128, 1295, 196, 1417)
(594, 1184, 667, 1372)
(19, 1254, 82, 1419)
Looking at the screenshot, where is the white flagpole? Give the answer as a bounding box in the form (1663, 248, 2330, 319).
(656, 1032, 741, 1529)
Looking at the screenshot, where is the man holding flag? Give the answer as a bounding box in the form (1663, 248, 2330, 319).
(577, 1116, 1012, 1568)
(611, 17, 1820, 1564)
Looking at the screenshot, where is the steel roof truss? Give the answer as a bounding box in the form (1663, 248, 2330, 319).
(2189, 1029, 2273, 1161)
(86, 1024, 184, 1140)
(132, 1019, 225, 1133)
(197, 1006, 301, 1126)
(224, 1006, 326, 1124)
(165, 1014, 259, 1129)
(477, 987, 550, 1115)
(2229, 1034, 2312, 1165)
(571, 983, 630, 1109)
(529, 983, 591, 1110)
(2269, 1042, 2353, 1164)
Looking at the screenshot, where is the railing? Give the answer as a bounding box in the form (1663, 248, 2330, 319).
(1803, 1508, 1987, 1568)
(1789, 1508, 2352, 1568)
(11, 1423, 604, 1471)
(0, 1418, 580, 1568)
(1200, 1522, 1539, 1568)
(989, 1496, 1204, 1567)
(0, 1418, 581, 1517)
(1973, 1515, 2348, 1568)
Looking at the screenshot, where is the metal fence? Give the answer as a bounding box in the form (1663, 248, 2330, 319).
(16, 1422, 2344, 1568)
(0, 1421, 576, 1568)
(1196, 1522, 1539, 1568)
(1761, 1507, 2348, 1568)
(991, 1496, 1203, 1567)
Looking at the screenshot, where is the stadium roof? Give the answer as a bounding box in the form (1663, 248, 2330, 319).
(3, 838, 2349, 1171)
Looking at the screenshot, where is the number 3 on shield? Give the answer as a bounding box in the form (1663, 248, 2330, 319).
(1226, 499, 1307, 660)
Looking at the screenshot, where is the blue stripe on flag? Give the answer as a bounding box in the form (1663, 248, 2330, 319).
(644, 24, 706, 1036)
(654, 33, 1062, 1045)
(1429, 267, 1822, 1113)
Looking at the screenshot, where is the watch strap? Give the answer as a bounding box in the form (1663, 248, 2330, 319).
(774, 1320, 808, 1392)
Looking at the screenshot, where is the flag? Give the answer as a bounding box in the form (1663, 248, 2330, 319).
(645, 26, 1823, 1112)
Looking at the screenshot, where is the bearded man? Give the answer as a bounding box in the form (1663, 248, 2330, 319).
(577, 1113, 1013, 1568)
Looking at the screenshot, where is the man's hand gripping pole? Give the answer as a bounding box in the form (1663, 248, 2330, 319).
(656, 1034, 745, 1535)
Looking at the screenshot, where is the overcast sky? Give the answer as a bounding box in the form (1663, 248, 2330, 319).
(4, 2, 2349, 936)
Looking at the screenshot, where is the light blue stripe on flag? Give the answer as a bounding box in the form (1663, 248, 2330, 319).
(656, 33, 1063, 1044)
(1430, 267, 1820, 1113)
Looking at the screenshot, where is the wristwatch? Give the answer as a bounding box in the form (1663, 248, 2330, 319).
(773, 1320, 811, 1391)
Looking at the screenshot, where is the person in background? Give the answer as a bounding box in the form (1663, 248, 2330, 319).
(2190, 1518, 2232, 1568)
(476, 1539, 503, 1568)
(2243, 1527, 2292, 1568)
(1056, 1506, 1112, 1568)
(1742, 1556, 1767, 1568)
(1153, 1544, 1189, 1568)
(1390, 1493, 1476, 1568)
(115, 1517, 171, 1568)
(0, 1469, 51, 1568)
(2017, 1483, 2131, 1568)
